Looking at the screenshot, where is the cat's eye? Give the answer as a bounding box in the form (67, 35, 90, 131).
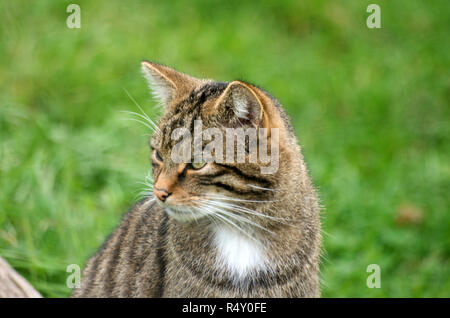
(190, 160, 207, 170)
(155, 150, 163, 162)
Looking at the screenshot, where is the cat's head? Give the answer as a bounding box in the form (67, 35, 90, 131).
(142, 61, 295, 223)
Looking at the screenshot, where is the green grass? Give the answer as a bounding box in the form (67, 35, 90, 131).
(0, 0, 448, 297)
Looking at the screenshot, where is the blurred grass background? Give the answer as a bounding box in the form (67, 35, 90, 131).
(0, 0, 449, 297)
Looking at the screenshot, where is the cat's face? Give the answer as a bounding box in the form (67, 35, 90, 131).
(142, 61, 284, 223)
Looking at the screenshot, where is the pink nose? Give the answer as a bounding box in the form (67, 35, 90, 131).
(154, 188, 171, 202)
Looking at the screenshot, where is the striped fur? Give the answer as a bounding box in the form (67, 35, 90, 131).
(72, 62, 321, 298)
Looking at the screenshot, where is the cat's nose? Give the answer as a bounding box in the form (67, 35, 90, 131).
(154, 187, 171, 202)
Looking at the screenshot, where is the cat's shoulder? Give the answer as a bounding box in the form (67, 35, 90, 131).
(125, 197, 165, 228)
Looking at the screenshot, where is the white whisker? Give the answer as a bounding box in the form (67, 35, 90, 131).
(201, 195, 300, 229)
(201, 199, 275, 235)
(202, 205, 257, 242)
(121, 110, 160, 133)
(214, 200, 289, 222)
(121, 116, 156, 132)
(122, 88, 161, 134)
(247, 184, 279, 192)
(202, 194, 277, 203)
(134, 171, 155, 202)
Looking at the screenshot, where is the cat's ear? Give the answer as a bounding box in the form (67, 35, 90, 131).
(141, 61, 200, 106)
(213, 81, 269, 128)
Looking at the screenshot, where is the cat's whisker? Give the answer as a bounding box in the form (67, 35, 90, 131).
(220, 204, 281, 222)
(247, 184, 279, 192)
(187, 206, 200, 225)
(137, 186, 154, 195)
(224, 205, 302, 229)
(201, 194, 284, 219)
(201, 205, 258, 242)
(120, 110, 160, 133)
(134, 171, 155, 202)
(123, 88, 158, 123)
(165, 198, 270, 234)
(120, 110, 154, 127)
(220, 211, 275, 236)
(137, 179, 154, 185)
(202, 194, 277, 203)
(122, 88, 161, 134)
(121, 115, 156, 132)
(200, 199, 275, 235)
(202, 197, 301, 230)
(215, 201, 293, 222)
(137, 181, 154, 188)
(196, 206, 220, 228)
(198, 205, 230, 227)
(139, 189, 154, 197)
(134, 190, 156, 202)
(199, 204, 243, 229)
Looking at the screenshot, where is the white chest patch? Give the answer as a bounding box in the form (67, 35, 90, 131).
(213, 227, 267, 280)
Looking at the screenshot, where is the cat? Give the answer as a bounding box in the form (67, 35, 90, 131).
(71, 61, 321, 297)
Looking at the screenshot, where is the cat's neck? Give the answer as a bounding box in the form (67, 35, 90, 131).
(167, 218, 270, 283)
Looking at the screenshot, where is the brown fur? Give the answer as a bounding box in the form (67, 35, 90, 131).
(72, 61, 321, 298)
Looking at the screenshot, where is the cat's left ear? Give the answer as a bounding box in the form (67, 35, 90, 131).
(212, 81, 270, 128)
(141, 61, 200, 106)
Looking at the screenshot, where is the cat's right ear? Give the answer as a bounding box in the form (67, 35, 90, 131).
(141, 61, 200, 106)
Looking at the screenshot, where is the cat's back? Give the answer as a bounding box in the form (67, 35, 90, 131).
(72, 198, 167, 297)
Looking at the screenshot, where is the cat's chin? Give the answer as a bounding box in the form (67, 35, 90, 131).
(157, 200, 206, 223)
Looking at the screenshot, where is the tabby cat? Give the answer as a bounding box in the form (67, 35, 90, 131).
(72, 61, 321, 297)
